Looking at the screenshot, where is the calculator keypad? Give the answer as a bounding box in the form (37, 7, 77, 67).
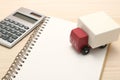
(0, 18, 28, 43)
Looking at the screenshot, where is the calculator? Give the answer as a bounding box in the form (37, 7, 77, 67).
(0, 7, 45, 48)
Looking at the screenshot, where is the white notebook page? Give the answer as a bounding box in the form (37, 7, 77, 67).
(14, 17, 107, 80)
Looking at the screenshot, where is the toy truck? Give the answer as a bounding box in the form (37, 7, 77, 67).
(70, 12, 120, 55)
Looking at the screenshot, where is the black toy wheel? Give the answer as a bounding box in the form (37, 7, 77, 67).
(99, 44, 107, 49)
(81, 46, 90, 55)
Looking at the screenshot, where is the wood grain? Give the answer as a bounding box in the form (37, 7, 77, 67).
(0, 0, 120, 79)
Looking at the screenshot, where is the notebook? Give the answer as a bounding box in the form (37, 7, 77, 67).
(2, 17, 108, 80)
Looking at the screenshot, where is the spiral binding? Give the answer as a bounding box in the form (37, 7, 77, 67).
(2, 17, 50, 80)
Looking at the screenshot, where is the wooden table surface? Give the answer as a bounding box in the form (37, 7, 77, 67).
(0, 0, 120, 80)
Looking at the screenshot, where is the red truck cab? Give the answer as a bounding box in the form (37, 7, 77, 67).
(70, 28, 90, 55)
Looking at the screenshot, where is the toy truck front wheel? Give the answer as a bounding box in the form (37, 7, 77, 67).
(81, 46, 90, 55)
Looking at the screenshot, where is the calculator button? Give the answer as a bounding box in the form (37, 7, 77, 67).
(19, 29, 25, 33)
(0, 29, 2, 32)
(1, 26, 6, 30)
(5, 18, 10, 21)
(0, 30, 5, 34)
(1, 21, 5, 24)
(9, 19, 14, 23)
(12, 21, 15, 24)
(4, 22, 9, 26)
(14, 22, 18, 25)
(10, 25, 15, 28)
(16, 22, 20, 25)
(7, 33, 13, 37)
(7, 37, 14, 43)
(12, 35, 18, 39)
(0, 24, 4, 28)
(0, 29, 3, 32)
(11, 20, 15, 23)
(8, 24, 12, 26)
(24, 26, 29, 30)
(12, 30, 17, 34)
(15, 27, 20, 31)
(13, 26, 17, 29)
(2, 30, 7, 34)
(6, 28, 11, 31)
(5, 23, 9, 26)
(15, 32, 22, 36)
(2, 35, 9, 40)
(8, 23, 12, 27)
(6, 34, 10, 38)
(19, 24, 23, 27)
(3, 26, 7, 29)
(8, 29, 12, 32)
(10, 29, 15, 33)
(9, 29, 13, 33)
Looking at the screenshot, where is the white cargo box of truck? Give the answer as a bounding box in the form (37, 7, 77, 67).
(78, 12, 120, 48)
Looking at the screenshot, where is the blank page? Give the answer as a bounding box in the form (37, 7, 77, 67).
(14, 17, 107, 80)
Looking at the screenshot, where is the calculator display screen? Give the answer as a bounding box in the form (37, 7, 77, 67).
(13, 12, 37, 24)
